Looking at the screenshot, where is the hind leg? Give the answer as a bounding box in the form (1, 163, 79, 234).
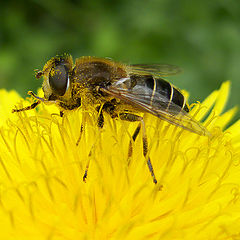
(119, 113, 157, 184)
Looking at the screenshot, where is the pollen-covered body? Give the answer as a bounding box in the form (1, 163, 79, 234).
(72, 57, 130, 111)
(41, 56, 132, 115)
(13, 54, 209, 136)
(12, 54, 211, 184)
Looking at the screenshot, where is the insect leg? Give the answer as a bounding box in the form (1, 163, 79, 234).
(95, 105, 105, 128)
(83, 146, 92, 182)
(83, 100, 119, 181)
(12, 91, 55, 113)
(128, 123, 141, 165)
(97, 109, 104, 128)
(96, 99, 118, 128)
(82, 105, 104, 182)
(119, 113, 157, 184)
(12, 100, 41, 113)
(76, 123, 83, 146)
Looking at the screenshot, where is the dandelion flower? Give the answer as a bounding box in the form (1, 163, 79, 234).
(0, 81, 239, 239)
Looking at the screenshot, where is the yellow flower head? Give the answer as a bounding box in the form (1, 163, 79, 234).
(0, 82, 240, 239)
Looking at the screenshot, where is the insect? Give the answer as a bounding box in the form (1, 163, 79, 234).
(12, 54, 210, 184)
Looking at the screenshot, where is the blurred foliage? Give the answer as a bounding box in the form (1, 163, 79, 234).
(0, 0, 239, 120)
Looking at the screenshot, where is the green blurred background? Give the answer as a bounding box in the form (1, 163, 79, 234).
(1, 0, 240, 120)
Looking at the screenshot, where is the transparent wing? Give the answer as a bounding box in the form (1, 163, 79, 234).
(101, 78, 209, 136)
(130, 64, 182, 77)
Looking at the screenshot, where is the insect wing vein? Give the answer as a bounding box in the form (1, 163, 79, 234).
(103, 80, 209, 136)
(130, 64, 182, 77)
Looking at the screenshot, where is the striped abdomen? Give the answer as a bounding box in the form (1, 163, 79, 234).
(130, 75, 189, 114)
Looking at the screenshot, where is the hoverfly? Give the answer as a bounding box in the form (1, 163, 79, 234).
(12, 55, 210, 184)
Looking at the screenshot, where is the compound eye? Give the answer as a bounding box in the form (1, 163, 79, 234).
(49, 64, 69, 96)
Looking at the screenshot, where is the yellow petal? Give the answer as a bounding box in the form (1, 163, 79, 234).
(0, 82, 239, 239)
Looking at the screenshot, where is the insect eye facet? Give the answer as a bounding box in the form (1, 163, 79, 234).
(49, 64, 69, 96)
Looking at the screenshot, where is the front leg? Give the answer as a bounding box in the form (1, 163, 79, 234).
(12, 91, 58, 113)
(12, 100, 41, 113)
(12, 91, 46, 113)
